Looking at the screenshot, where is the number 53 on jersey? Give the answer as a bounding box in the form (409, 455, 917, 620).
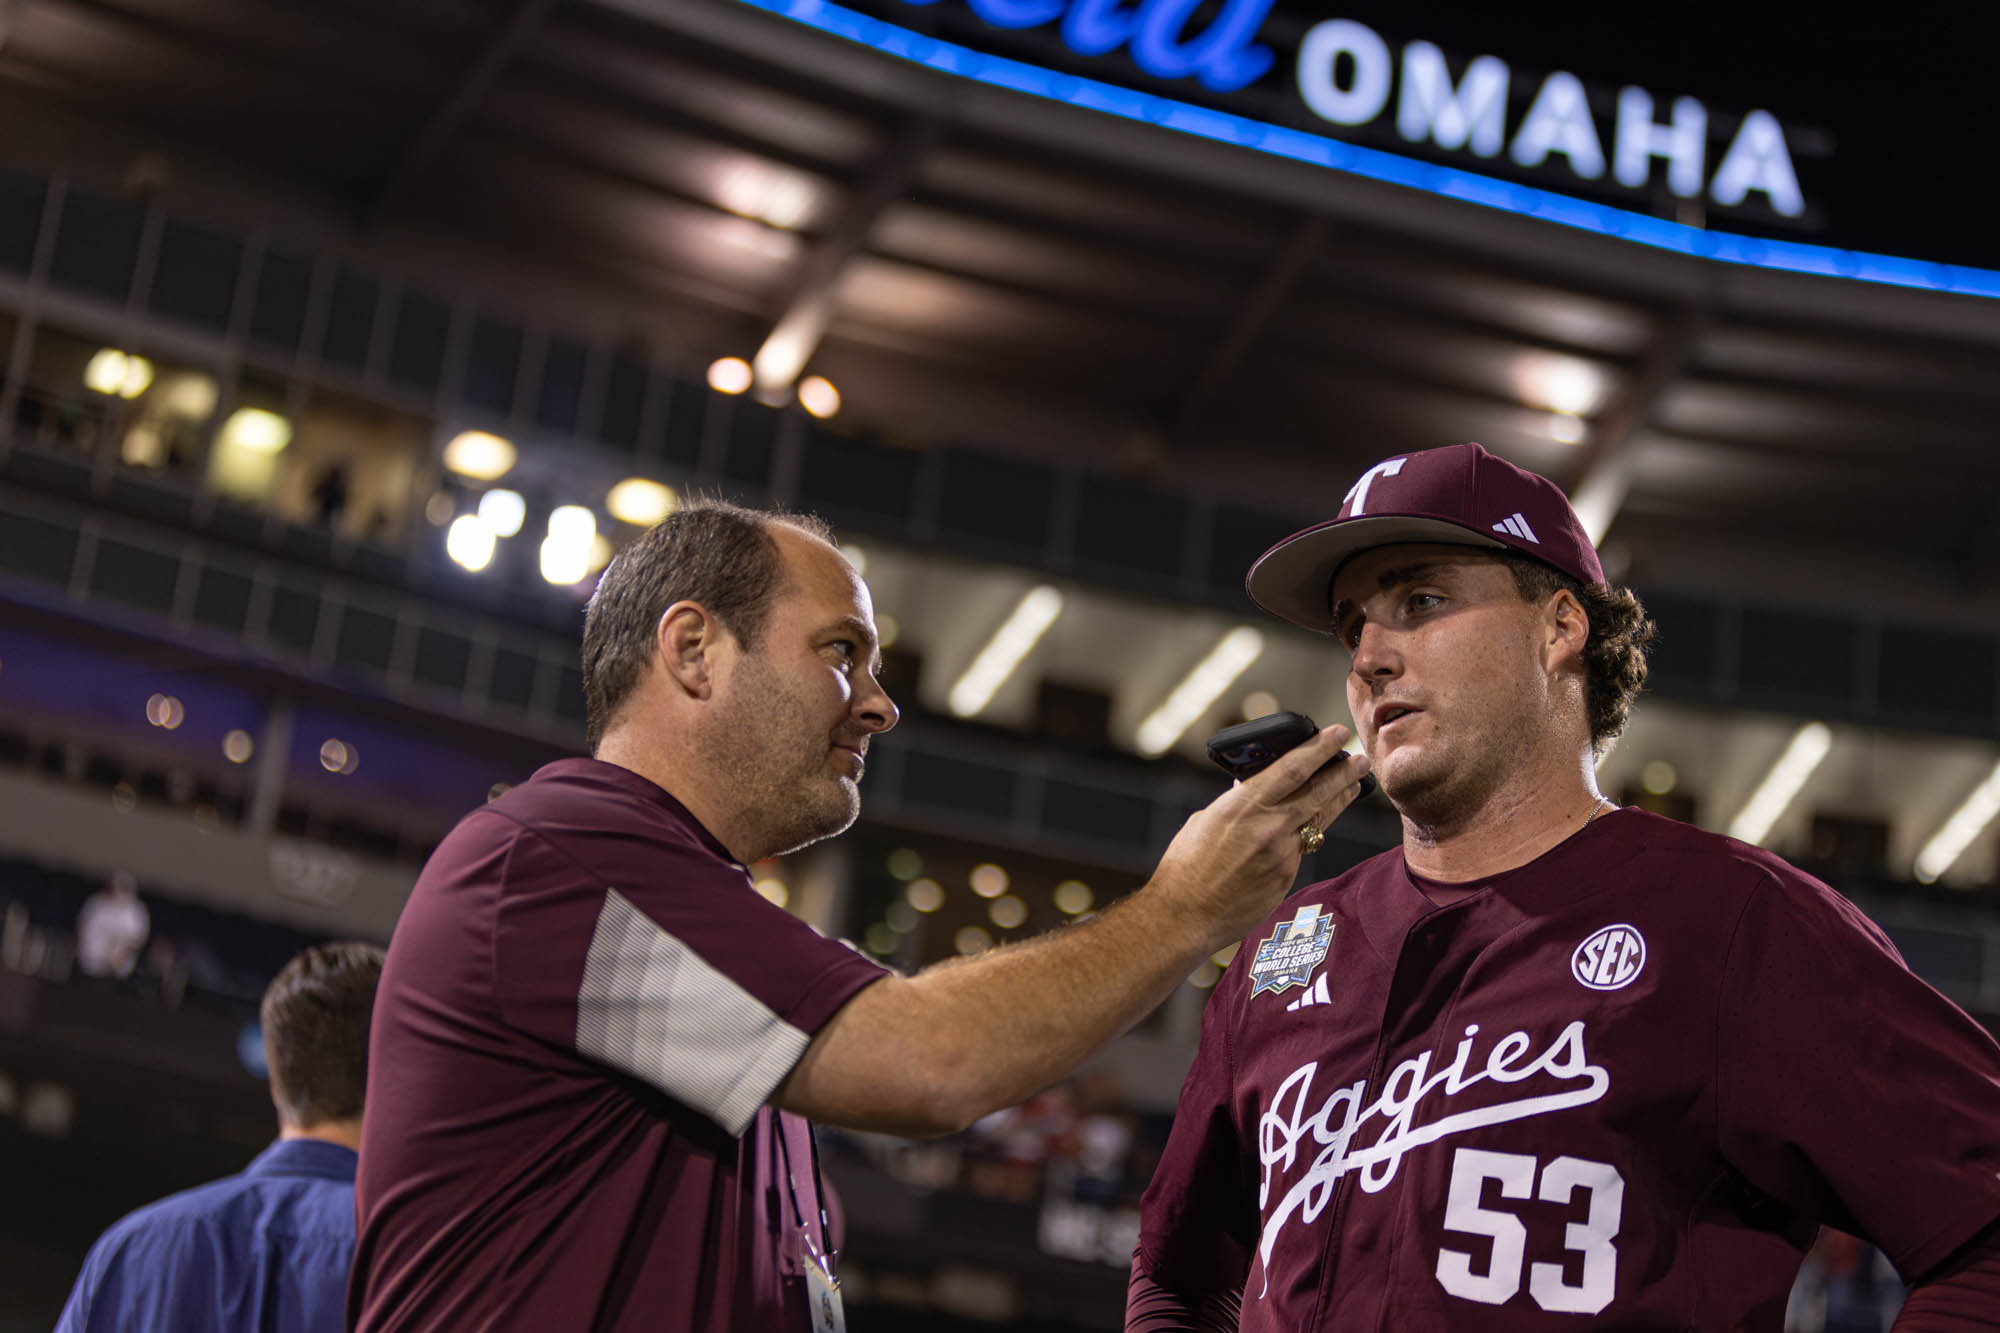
(1437, 1148, 1624, 1315)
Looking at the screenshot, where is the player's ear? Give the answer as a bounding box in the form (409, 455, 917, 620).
(1543, 588, 1590, 673)
(656, 602, 720, 699)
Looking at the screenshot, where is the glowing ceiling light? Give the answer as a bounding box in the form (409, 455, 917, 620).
(1136, 626, 1265, 757)
(540, 537, 590, 585)
(947, 585, 1064, 717)
(548, 504, 595, 542)
(606, 478, 678, 527)
(798, 375, 841, 419)
(1053, 880, 1093, 915)
(1532, 356, 1600, 416)
(446, 514, 497, 572)
(715, 163, 815, 229)
(442, 430, 516, 481)
(218, 408, 292, 454)
(587, 533, 614, 574)
(477, 488, 526, 538)
(84, 349, 126, 395)
(1914, 758, 2000, 885)
(84, 349, 154, 398)
(707, 357, 752, 395)
(540, 505, 597, 585)
(988, 895, 1028, 929)
(1727, 722, 1832, 846)
(751, 327, 812, 396)
(970, 863, 1009, 898)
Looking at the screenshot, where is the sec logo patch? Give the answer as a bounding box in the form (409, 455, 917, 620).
(1572, 923, 1646, 991)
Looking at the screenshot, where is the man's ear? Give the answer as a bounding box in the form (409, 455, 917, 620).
(656, 602, 720, 699)
(1544, 588, 1590, 673)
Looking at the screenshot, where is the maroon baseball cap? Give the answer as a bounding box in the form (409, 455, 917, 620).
(1245, 443, 1604, 633)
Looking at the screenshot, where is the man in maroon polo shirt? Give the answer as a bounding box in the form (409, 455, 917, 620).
(1127, 443, 2000, 1330)
(351, 500, 1373, 1331)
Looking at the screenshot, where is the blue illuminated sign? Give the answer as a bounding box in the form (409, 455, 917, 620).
(739, 0, 2000, 299)
(904, 0, 1277, 91)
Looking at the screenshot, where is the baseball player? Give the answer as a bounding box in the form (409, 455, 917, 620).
(1126, 443, 2000, 1329)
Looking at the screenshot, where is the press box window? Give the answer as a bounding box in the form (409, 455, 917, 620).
(263, 387, 430, 543)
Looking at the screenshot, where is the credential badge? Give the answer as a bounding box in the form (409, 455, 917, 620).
(1250, 903, 1336, 997)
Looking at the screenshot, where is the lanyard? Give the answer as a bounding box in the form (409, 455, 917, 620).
(774, 1116, 835, 1269)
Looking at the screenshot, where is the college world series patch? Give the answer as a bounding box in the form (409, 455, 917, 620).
(1249, 904, 1335, 997)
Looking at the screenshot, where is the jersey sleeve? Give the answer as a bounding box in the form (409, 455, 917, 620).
(1715, 864, 2000, 1281)
(1124, 1268, 1243, 1332)
(1131, 972, 1258, 1297)
(491, 823, 887, 1136)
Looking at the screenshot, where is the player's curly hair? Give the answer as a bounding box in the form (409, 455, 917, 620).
(1497, 553, 1656, 752)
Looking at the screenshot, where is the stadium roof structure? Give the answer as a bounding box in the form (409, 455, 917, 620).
(2, 0, 1999, 619)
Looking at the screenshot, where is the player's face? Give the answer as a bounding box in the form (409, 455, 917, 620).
(1330, 544, 1553, 824)
(707, 527, 898, 856)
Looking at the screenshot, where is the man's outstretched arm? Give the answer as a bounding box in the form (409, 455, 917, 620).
(773, 727, 1369, 1137)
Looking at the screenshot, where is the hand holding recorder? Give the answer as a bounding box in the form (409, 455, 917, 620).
(1206, 710, 1378, 801)
(1142, 712, 1372, 946)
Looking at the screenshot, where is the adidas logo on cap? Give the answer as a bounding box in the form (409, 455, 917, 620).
(1492, 512, 1540, 544)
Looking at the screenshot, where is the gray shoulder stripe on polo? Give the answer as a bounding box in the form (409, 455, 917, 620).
(574, 887, 809, 1137)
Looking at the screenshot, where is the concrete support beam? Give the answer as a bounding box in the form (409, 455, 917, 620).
(751, 116, 944, 398)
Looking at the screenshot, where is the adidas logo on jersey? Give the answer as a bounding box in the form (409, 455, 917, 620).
(1491, 512, 1540, 543)
(1284, 975, 1331, 1012)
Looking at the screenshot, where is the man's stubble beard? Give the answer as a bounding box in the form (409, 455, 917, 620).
(1382, 706, 1539, 839)
(699, 651, 860, 860)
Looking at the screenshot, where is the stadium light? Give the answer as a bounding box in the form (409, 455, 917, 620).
(798, 375, 841, 419)
(446, 514, 497, 572)
(1914, 757, 2000, 885)
(218, 408, 292, 455)
(443, 430, 516, 481)
(1547, 412, 1586, 444)
(707, 357, 753, 395)
(477, 488, 526, 538)
(947, 585, 1064, 717)
(1727, 722, 1832, 846)
(1136, 627, 1264, 757)
(84, 348, 154, 399)
(606, 478, 678, 527)
(540, 505, 597, 585)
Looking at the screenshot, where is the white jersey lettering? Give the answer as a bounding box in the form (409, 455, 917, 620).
(1254, 1020, 1609, 1285)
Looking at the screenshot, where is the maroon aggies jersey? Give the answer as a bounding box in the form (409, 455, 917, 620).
(1134, 808, 2000, 1330)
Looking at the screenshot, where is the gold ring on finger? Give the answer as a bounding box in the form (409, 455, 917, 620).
(1297, 822, 1325, 855)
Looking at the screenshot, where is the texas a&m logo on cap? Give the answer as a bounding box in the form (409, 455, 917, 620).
(1571, 923, 1646, 991)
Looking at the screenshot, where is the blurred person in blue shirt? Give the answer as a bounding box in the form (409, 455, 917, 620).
(57, 940, 384, 1333)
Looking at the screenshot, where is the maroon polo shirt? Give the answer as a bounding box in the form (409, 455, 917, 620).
(1134, 808, 2000, 1330)
(350, 758, 887, 1332)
